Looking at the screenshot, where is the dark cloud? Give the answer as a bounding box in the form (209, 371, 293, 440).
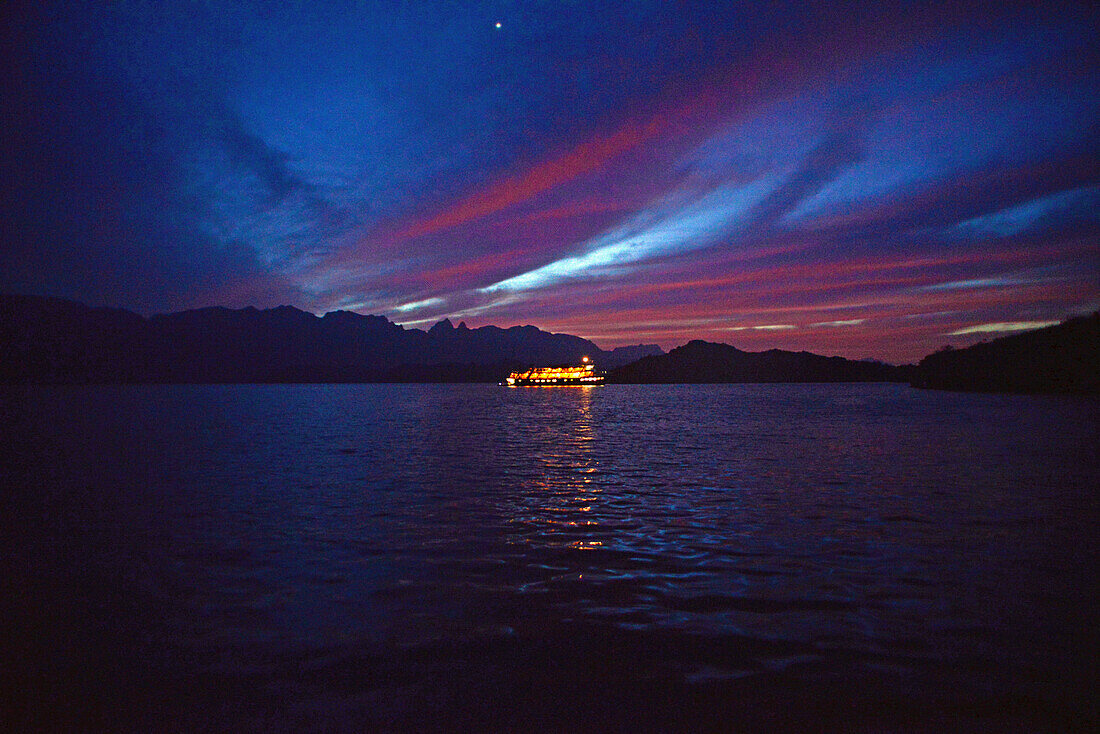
(795, 149, 1100, 248)
(751, 131, 868, 231)
(216, 113, 314, 206)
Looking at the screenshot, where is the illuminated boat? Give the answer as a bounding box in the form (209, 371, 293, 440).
(504, 356, 606, 386)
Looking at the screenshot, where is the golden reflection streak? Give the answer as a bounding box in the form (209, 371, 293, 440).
(509, 385, 603, 550)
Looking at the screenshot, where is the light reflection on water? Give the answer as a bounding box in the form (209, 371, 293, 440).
(1, 383, 1097, 731)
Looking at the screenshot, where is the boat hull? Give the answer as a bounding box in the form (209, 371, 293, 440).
(507, 375, 605, 386)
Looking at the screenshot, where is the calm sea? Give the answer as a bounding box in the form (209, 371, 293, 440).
(2, 384, 1097, 732)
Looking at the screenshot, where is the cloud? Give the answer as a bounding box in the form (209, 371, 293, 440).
(921, 277, 1030, 292)
(951, 185, 1100, 238)
(216, 114, 315, 205)
(460, 103, 872, 303)
(478, 175, 781, 295)
(793, 150, 1100, 240)
(812, 319, 866, 327)
(393, 296, 445, 313)
(948, 321, 1060, 336)
(750, 127, 867, 227)
(392, 118, 665, 243)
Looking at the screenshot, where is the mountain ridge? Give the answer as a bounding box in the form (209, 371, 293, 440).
(6, 293, 1093, 390)
(609, 339, 910, 384)
(0, 293, 660, 383)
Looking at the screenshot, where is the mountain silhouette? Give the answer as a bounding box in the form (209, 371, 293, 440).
(912, 313, 1099, 393)
(609, 339, 910, 383)
(10, 293, 1090, 389)
(0, 293, 661, 383)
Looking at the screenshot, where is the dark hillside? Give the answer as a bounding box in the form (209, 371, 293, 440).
(913, 314, 1099, 393)
(610, 340, 909, 383)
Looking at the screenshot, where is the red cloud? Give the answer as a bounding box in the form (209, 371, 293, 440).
(394, 118, 666, 242)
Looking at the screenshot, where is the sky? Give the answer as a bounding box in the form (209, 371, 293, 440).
(2, 1, 1098, 363)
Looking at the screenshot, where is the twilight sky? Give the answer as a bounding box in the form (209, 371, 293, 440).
(3, 1, 1098, 362)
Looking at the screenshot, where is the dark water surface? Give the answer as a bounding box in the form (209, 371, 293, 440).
(2, 384, 1097, 732)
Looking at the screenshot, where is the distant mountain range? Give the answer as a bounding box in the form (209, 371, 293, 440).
(0, 294, 659, 383)
(912, 313, 1098, 394)
(2, 294, 1094, 391)
(609, 339, 909, 383)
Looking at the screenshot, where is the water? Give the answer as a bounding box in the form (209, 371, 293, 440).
(2, 384, 1097, 731)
